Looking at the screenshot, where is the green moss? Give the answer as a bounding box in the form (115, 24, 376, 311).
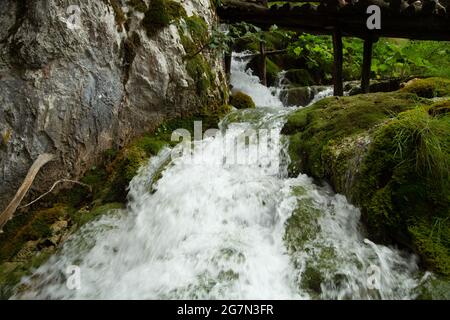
(285, 69, 314, 86)
(428, 99, 450, 117)
(401, 77, 450, 98)
(142, 0, 186, 36)
(355, 107, 449, 274)
(179, 15, 210, 62)
(0, 205, 69, 262)
(230, 91, 256, 109)
(409, 218, 450, 277)
(266, 58, 281, 87)
(283, 92, 426, 178)
(301, 265, 324, 296)
(283, 89, 450, 277)
(184, 15, 209, 50)
(185, 54, 215, 99)
(166, 0, 187, 20)
(0, 249, 53, 299)
(71, 203, 124, 227)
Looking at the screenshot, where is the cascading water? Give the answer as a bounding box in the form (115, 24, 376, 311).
(14, 53, 424, 299)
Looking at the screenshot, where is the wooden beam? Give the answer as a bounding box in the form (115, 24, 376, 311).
(218, 1, 450, 41)
(361, 36, 374, 93)
(259, 40, 267, 86)
(332, 28, 343, 96)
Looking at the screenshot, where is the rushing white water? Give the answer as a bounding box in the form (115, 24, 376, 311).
(14, 54, 422, 299)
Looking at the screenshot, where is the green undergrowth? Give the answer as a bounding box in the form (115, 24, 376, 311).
(283, 79, 450, 279)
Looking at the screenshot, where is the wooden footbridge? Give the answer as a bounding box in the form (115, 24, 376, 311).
(217, 0, 450, 95)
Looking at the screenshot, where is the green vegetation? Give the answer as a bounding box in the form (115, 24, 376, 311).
(282, 91, 426, 177)
(229, 91, 256, 109)
(283, 79, 450, 278)
(287, 35, 450, 84)
(232, 24, 450, 87)
(401, 77, 450, 98)
(142, 0, 186, 36)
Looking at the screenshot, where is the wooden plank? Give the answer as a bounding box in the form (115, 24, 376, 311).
(332, 28, 343, 96)
(361, 36, 373, 93)
(218, 0, 450, 41)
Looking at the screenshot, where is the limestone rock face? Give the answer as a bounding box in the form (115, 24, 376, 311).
(0, 0, 226, 211)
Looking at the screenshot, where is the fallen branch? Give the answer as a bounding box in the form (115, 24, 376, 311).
(19, 179, 92, 209)
(0, 153, 55, 231)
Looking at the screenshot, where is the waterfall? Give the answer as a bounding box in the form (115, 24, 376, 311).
(13, 54, 422, 300)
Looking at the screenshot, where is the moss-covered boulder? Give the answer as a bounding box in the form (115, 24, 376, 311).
(142, 0, 186, 36)
(401, 77, 450, 98)
(428, 99, 450, 117)
(230, 91, 256, 109)
(282, 84, 450, 279)
(285, 69, 314, 87)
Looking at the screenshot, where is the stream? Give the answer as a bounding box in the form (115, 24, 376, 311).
(14, 53, 423, 299)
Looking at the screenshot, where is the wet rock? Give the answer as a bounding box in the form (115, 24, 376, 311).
(279, 85, 329, 106)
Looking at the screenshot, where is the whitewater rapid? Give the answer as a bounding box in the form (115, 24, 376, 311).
(14, 53, 422, 299)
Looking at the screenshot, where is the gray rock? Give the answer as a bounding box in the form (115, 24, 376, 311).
(280, 85, 329, 106)
(0, 0, 227, 212)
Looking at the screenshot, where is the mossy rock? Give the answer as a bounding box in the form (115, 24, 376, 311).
(230, 91, 256, 109)
(185, 54, 215, 99)
(428, 99, 450, 117)
(246, 57, 282, 87)
(285, 69, 314, 87)
(401, 77, 450, 98)
(282, 89, 450, 277)
(415, 275, 450, 300)
(0, 205, 70, 263)
(142, 0, 186, 36)
(71, 203, 124, 227)
(266, 58, 281, 87)
(282, 91, 426, 177)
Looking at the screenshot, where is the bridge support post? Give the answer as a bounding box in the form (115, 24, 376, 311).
(332, 28, 343, 96)
(258, 40, 267, 86)
(361, 36, 373, 93)
(225, 52, 232, 83)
